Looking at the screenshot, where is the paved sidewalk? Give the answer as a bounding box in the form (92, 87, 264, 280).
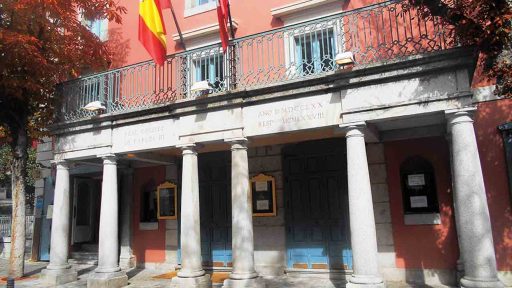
(0, 259, 440, 288)
(0, 259, 171, 288)
(0, 259, 352, 288)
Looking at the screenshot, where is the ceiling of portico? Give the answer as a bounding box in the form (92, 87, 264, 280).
(369, 111, 447, 142)
(369, 112, 446, 131)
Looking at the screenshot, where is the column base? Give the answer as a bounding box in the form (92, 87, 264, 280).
(347, 274, 385, 288)
(460, 276, 504, 288)
(222, 277, 266, 288)
(87, 271, 128, 288)
(119, 255, 136, 269)
(41, 268, 78, 286)
(170, 274, 211, 288)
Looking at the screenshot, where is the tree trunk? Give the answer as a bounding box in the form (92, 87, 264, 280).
(8, 125, 28, 279)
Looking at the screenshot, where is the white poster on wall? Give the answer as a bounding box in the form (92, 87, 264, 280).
(408, 174, 425, 186)
(410, 196, 428, 208)
(46, 205, 54, 219)
(256, 200, 270, 210)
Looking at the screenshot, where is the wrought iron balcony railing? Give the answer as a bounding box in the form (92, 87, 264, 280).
(59, 0, 456, 122)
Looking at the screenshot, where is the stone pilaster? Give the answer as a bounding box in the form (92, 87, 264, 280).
(165, 162, 179, 270)
(342, 123, 385, 288)
(41, 160, 78, 286)
(119, 168, 135, 269)
(171, 144, 211, 288)
(446, 109, 503, 288)
(223, 138, 264, 288)
(88, 154, 128, 288)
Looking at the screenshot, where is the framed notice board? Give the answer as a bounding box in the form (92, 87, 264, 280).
(250, 173, 276, 217)
(157, 181, 177, 220)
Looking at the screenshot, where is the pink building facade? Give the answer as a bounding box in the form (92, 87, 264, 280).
(33, 0, 511, 287)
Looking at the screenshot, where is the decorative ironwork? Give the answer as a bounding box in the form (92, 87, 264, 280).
(59, 0, 456, 122)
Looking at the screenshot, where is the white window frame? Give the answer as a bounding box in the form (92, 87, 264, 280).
(184, 0, 217, 17)
(78, 11, 109, 41)
(284, 19, 344, 79)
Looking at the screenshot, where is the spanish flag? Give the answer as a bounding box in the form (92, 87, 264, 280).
(139, 0, 167, 66)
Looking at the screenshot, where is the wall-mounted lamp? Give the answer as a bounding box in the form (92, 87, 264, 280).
(190, 80, 213, 93)
(335, 51, 355, 66)
(83, 101, 106, 112)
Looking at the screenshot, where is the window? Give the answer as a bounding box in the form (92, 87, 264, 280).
(498, 122, 512, 203)
(79, 9, 108, 42)
(193, 55, 225, 90)
(185, 0, 217, 17)
(0, 186, 7, 200)
(140, 179, 158, 223)
(191, 0, 216, 8)
(400, 156, 440, 214)
(84, 18, 108, 41)
(186, 50, 226, 96)
(294, 29, 336, 76)
(79, 76, 106, 112)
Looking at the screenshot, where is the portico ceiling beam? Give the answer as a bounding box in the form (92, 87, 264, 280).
(122, 153, 175, 166)
(75, 161, 103, 167)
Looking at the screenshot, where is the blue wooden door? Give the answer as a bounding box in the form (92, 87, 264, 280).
(284, 139, 352, 270)
(199, 152, 232, 267)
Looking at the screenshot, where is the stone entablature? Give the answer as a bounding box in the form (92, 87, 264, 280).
(52, 48, 475, 160)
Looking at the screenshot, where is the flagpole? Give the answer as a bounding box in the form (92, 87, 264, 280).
(227, 0, 235, 39)
(225, 0, 236, 89)
(169, 2, 186, 50)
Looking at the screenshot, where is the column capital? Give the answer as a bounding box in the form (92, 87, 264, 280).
(340, 122, 366, 138)
(177, 143, 197, 155)
(99, 153, 117, 165)
(225, 137, 248, 150)
(445, 107, 477, 126)
(51, 159, 70, 170)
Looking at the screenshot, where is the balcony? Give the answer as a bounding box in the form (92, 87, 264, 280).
(58, 0, 457, 122)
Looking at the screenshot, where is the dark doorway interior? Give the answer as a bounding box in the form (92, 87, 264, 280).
(71, 177, 101, 249)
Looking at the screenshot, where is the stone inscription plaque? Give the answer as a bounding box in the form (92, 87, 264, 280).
(57, 129, 112, 153)
(244, 93, 341, 136)
(112, 118, 177, 153)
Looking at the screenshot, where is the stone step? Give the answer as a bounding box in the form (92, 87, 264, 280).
(69, 251, 98, 265)
(265, 276, 349, 288)
(69, 258, 98, 265)
(284, 269, 350, 280)
(70, 251, 98, 259)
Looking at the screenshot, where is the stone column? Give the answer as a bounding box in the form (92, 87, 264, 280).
(342, 123, 384, 288)
(223, 138, 264, 288)
(119, 168, 135, 269)
(41, 160, 78, 285)
(88, 154, 128, 288)
(446, 109, 503, 288)
(171, 144, 211, 288)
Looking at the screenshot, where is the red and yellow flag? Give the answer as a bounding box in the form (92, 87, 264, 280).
(217, 0, 230, 53)
(139, 0, 167, 66)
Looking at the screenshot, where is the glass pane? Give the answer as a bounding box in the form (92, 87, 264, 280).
(141, 188, 158, 222)
(294, 29, 336, 75)
(193, 55, 224, 89)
